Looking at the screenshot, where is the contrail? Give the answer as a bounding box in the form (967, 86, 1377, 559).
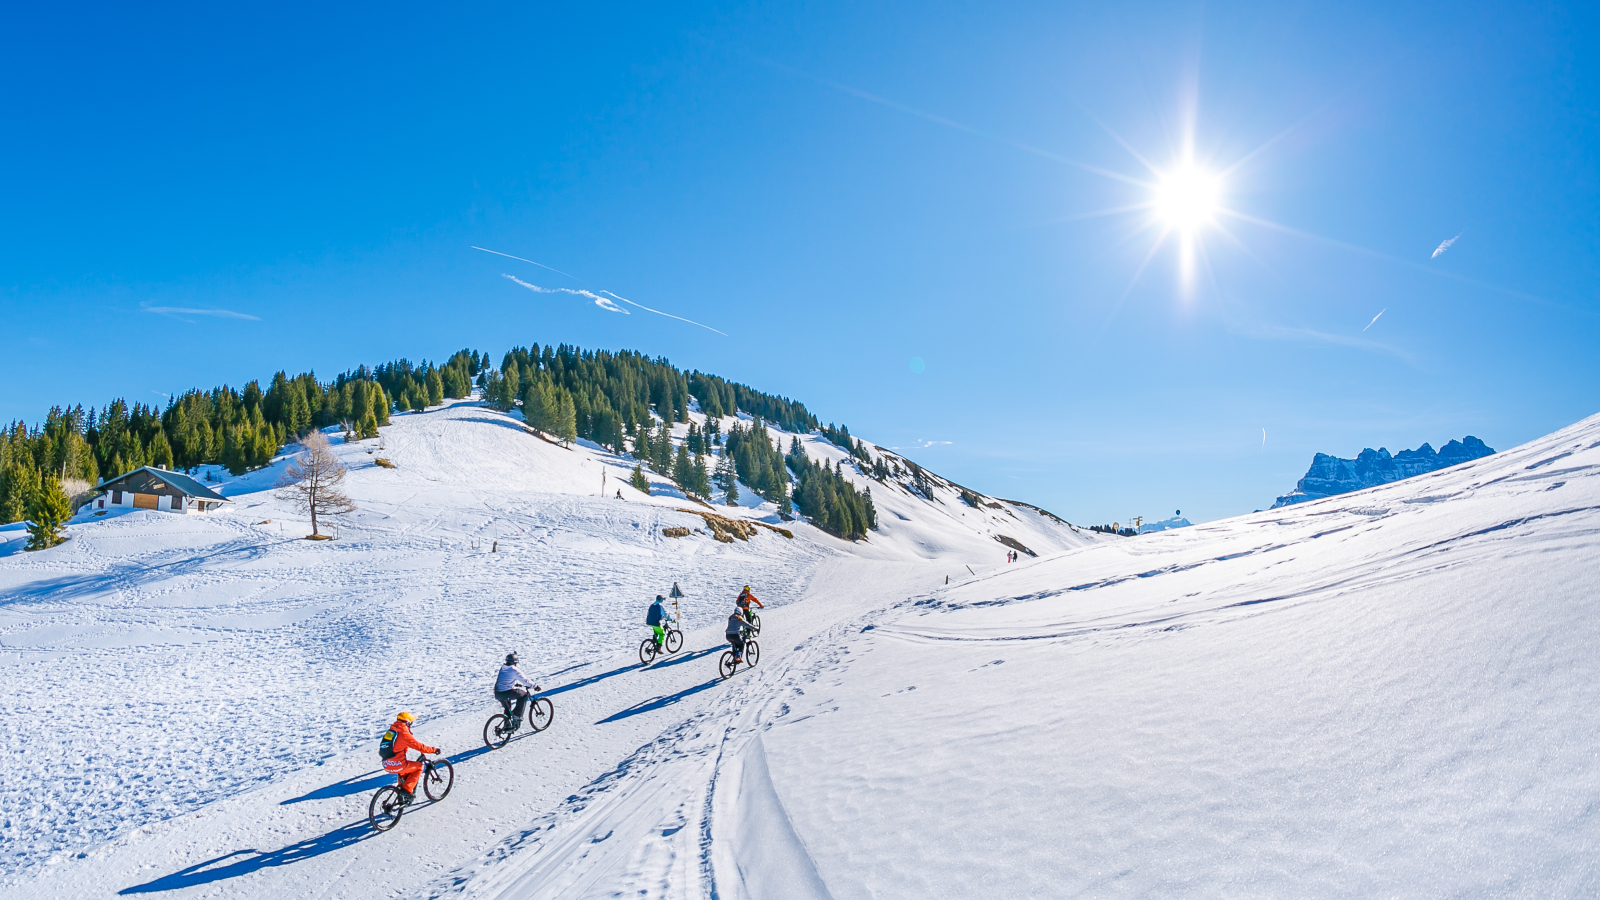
(752, 56, 1144, 188)
(502, 274, 628, 314)
(598, 291, 728, 336)
(1431, 233, 1461, 259)
(486, 248, 728, 335)
(1363, 308, 1386, 331)
(473, 246, 582, 282)
(1262, 428, 1266, 449)
(141, 306, 260, 321)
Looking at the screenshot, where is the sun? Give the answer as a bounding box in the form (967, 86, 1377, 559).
(1153, 163, 1221, 232)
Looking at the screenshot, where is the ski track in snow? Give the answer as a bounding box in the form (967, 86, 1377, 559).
(7, 400, 1600, 896)
(0, 400, 1091, 895)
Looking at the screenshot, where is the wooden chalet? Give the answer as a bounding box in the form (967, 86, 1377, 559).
(91, 466, 232, 514)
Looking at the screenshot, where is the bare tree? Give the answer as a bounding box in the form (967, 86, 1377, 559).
(276, 431, 356, 537)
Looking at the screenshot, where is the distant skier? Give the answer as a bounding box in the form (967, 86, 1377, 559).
(735, 584, 764, 624)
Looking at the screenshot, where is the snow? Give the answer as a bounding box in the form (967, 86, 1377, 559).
(5, 397, 1598, 897)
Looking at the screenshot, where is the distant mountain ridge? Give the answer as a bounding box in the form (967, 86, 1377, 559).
(1139, 515, 1192, 533)
(1272, 436, 1494, 508)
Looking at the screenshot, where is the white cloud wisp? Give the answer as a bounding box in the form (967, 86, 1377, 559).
(503, 274, 628, 314)
(141, 306, 260, 321)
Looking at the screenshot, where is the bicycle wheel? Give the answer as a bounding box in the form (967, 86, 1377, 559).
(719, 650, 737, 680)
(749, 614, 761, 635)
(639, 638, 659, 665)
(483, 713, 511, 750)
(423, 757, 455, 802)
(665, 628, 683, 653)
(746, 640, 760, 667)
(528, 697, 554, 732)
(369, 786, 404, 832)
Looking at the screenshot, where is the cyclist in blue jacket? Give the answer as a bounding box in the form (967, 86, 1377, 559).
(646, 595, 674, 650)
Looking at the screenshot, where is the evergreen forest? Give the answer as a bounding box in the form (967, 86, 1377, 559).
(0, 344, 824, 528)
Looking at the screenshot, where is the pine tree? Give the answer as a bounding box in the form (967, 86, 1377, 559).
(148, 428, 175, 470)
(25, 476, 72, 550)
(502, 364, 520, 410)
(651, 421, 674, 473)
(426, 368, 444, 406)
(673, 444, 695, 493)
(690, 450, 712, 497)
(630, 463, 650, 494)
(716, 454, 739, 505)
(554, 390, 577, 444)
(633, 423, 651, 462)
(1, 458, 36, 525)
(521, 380, 550, 432)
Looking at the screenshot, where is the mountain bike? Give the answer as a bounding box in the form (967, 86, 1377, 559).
(368, 754, 455, 832)
(638, 622, 683, 665)
(719, 639, 759, 679)
(741, 609, 761, 636)
(483, 694, 555, 749)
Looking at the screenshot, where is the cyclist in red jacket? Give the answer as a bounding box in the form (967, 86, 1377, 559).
(380, 711, 439, 804)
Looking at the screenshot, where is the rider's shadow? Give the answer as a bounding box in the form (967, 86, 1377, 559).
(541, 662, 638, 697)
(119, 821, 372, 893)
(596, 678, 721, 724)
(279, 771, 390, 805)
(642, 646, 720, 671)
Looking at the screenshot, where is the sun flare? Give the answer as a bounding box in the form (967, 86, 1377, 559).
(1153, 163, 1221, 231)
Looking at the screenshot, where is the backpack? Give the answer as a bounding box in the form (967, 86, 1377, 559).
(646, 603, 664, 626)
(379, 728, 399, 761)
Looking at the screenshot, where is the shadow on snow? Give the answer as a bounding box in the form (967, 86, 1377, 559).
(118, 819, 382, 893)
(597, 677, 722, 724)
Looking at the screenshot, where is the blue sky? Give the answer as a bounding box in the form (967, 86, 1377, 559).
(3, 2, 1596, 524)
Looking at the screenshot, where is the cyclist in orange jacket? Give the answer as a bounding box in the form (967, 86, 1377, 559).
(735, 584, 764, 623)
(379, 711, 439, 804)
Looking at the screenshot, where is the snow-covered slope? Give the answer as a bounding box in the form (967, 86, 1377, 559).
(0, 398, 1089, 890)
(7, 401, 1598, 898)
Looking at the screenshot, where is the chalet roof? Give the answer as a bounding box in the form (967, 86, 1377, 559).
(95, 466, 231, 503)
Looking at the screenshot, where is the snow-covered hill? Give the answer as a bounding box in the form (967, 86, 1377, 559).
(6, 400, 1598, 898)
(0, 398, 1090, 890)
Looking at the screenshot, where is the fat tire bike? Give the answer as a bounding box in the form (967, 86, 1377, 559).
(719, 639, 760, 679)
(639, 624, 683, 665)
(368, 754, 455, 832)
(483, 695, 555, 749)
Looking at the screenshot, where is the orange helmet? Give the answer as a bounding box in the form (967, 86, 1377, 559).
(396, 711, 416, 724)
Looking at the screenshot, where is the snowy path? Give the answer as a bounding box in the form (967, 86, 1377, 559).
(10, 559, 944, 899)
(2, 402, 1067, 897)
(13, 400, 1599, 896)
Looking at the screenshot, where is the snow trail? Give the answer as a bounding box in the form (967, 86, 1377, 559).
(12, 399, 1600, 896)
